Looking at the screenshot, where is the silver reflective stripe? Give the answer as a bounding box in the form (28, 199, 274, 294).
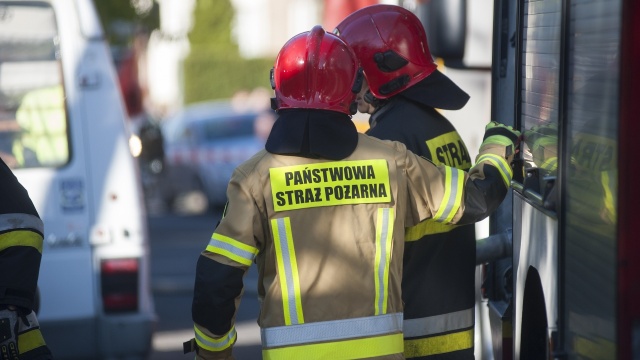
(208, 234, 257, 264)
(403, 307, 474, 338)
(434, 168, 462, 222)
(273, 218, 302, 325)
(0, 214, 43, 233)
(261, 313, 403, 348)
(375, 208, 393, 315)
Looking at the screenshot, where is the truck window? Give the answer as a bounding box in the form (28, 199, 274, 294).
(0, 3, 69, 169)
(519, 0, 562, 198)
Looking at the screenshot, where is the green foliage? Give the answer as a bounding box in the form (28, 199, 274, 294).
(188, 0, 236, 51)
(183, 0, 274, 103)
(93, 0, 159, 47)
(184, 51, 274, 103)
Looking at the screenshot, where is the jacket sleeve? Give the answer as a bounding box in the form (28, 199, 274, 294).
(0, 158, 44, 311)
(404, 132, 515, 227)
(190, 168, 262, 360)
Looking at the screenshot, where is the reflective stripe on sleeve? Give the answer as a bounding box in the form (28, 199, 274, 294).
(0, 231, 43, 253)
(194, 325, 237, 352)
(476, 153, 513, 187)
(271, 217, 304, 325)
(206, 233, 258, 266)
(374, 208, 394, 315)
(17, 328, 47, 355)
(405, 220, 457, 241)
(261, 313, 403, 348)
(0, 214, 43, 233)
(432, 167, 464, 223)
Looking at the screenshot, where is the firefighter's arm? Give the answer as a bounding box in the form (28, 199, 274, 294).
(185, 169, 261, 360)
(457, 121, 520, 223)
(404, 121, 520, 226)
(0, 158, 52, 359)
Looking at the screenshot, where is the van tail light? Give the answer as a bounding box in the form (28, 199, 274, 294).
(101, 258, 139, 313)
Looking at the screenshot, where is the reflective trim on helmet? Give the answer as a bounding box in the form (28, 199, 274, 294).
(261, 313, 403, 348)
(403, 308, 474, 338)
(374, 208, 394, 315)
(194, 325, 236, 352)
(432, 167, 464, 224)
(271, 217, 304, 326)
(206, 233, 258, 267)
(0, 213, 43, 233)
(476, 153, 513, 187)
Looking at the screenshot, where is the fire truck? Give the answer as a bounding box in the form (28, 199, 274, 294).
(423, 0, 640, 358)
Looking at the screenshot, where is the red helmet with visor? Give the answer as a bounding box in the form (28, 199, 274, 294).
(334, 4, 437, 99)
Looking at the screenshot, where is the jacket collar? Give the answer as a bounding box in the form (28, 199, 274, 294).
(265, 109, 358, 160)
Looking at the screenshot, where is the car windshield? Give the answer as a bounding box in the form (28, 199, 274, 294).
(200, 115, 255, 142)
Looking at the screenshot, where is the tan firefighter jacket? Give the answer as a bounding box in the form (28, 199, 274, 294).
(189, 132, 514, 360)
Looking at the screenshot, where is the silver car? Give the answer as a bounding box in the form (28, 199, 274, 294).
(158, 101, 275, 213)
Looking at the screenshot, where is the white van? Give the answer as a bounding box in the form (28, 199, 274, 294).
(0, 1, 155, 358)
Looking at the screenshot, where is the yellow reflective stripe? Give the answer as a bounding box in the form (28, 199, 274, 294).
(272, 217, 304, 325)
(0, 214, 43, 233)
(263, 332, 403, 360)
(573, 335, 616, 360)
(540, 157, 558, 172)
(269, 159, 391, 211)
(601, 171, 616, 223)
(17, 328, 47, 355)
(405, 220, 457, 241)
(0, 230, 43, 253)
(206, 233, 258, 266)
(194, 325, 236, 352)
(404, 328, 473, 358)
(476, 153, 512, 187)
(432, 167, 464, 223)
(374, 208, 394, 315)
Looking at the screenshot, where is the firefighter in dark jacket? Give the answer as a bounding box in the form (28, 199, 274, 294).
(185, 25, 519, 360)
(0, 157, 53, 359)
(336, 5, 482, 359)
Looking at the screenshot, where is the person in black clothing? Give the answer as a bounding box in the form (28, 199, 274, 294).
(0, 157, 53, 359)
(337, 5, 479, 359)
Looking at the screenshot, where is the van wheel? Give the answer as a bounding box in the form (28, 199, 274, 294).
(520, 267, 549, 360)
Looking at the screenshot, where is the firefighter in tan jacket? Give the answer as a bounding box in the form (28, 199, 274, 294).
(184, 26, 519, 360)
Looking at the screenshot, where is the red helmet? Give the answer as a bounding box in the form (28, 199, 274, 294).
(271, 25, 361, 115)
(334, 5, 437, 99)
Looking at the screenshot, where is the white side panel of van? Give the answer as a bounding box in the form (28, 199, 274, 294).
(18, 0, 97, 322)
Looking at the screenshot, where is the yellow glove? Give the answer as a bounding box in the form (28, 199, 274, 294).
(482, 121, 521, 148)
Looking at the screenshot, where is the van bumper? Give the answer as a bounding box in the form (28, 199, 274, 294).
(40, 312, 156, 359)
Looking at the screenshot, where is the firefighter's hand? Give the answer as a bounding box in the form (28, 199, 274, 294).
(483, 121, 521, 147)
(0, 307, 19, 360)
(482, 121, 521, 160)
(0, 307, 52, 360)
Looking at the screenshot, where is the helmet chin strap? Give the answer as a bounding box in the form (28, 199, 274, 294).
(349, 102, 358, 115)
(363, 91, 375, 104)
